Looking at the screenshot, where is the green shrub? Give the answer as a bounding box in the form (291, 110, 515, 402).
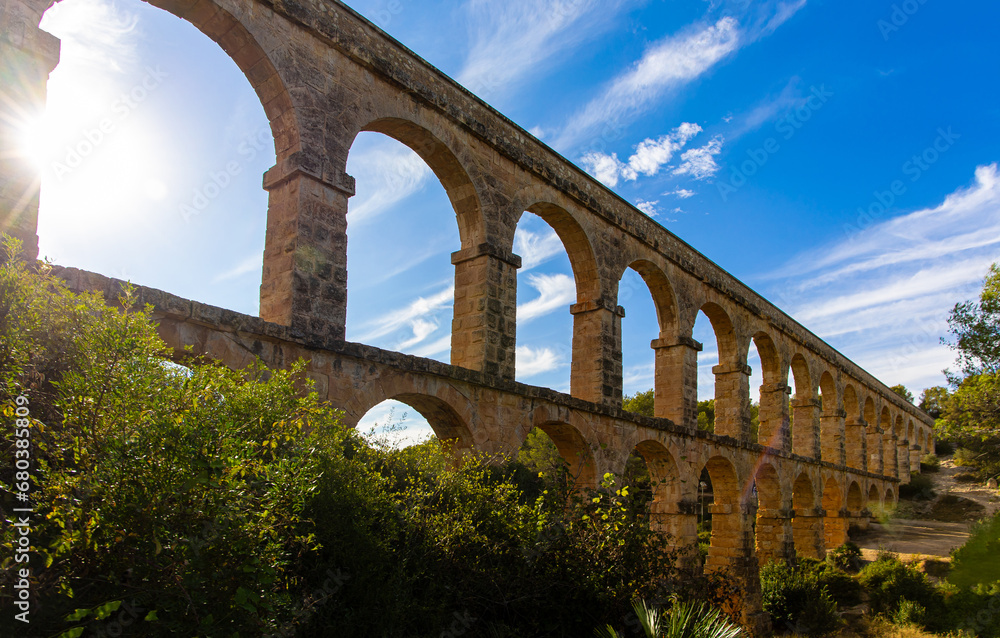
(950, 512, 1000, 590)
(920, 453, 941, 472)
(0, 241, 734, 638)
(827, 541, 863, 573)
(858, 554, 943, 628)
(954, 447, 979, 467)
(900, 472, 936, 500)
(760, 562, 840, 636)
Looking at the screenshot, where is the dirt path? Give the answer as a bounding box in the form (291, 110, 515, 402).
(852, 456, 1000, 560)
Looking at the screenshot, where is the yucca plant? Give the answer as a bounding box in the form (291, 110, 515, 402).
(597, 598, 745, 638)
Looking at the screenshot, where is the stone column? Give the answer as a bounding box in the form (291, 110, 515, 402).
(824, 508, 849, 550)
(884, 433, 898, 478)
(755, 507, 796, 565)
(792, 397, 822, 458)
(867, 428, 884, 474)
(759, 382, 791, 451)
(713, 362, 753, 441)
(651, 335, 701, 428)
(820, 409, 847, 465)
(792, 506, 826, 560)
(260, 152, 354, 340)
(0, 10, 60, 260)
(897, 440, 911, 480)
(450, 243, 519, 378)
(845, 420, 868, 471)
(651, 499, 700, 566)
(910, 444, 922, 473)
(705, 502, 747, 572)
(570, 298, 624, 406)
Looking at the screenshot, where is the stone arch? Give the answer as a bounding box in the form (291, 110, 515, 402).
(790, 354, 819, 458)
(699, 302, 745, 439)
(701, 455, 746, 572)
(885, 486, 895, 505)
(632, 440, 689, 543)
(864, 397, 876, 424)
(792, 471, 823, 559)
(754, 461, 791, 564)
(844, 385, 865, 469)
(356, 118, 485, 249)
(622, 259, 680, 336)
(530, 416, 597, 490)
(822, 476, 847, 550)
(868, 484, 880, 509)
(881, 406, 897, 477)
(753, 332, 787, 449)
(818, 371, 843, 464)
(847, 481, 863, 511)
(341, 375, 476, 455)
(518, 202, 601, 303)
(866, 398, 883, 474)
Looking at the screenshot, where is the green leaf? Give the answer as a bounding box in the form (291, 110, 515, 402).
(144, 610, 159, 621)
(63, 608, 91, 622)
(92, 600, 123, 620)
(55, 628, 86, 638)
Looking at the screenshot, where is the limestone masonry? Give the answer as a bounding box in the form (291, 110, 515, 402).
(1, 0, 934, 624)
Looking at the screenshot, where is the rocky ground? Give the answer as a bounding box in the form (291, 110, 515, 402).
(852, 455, 1000, 562)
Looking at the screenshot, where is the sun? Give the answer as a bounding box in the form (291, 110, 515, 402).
(13, 111, 56, 173)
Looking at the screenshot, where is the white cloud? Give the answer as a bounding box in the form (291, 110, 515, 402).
(763, 164, 1000, 394)
(581, 122, 703, 186)
(395, 317, 440, 351)
(517, 273, 576, 322)
(458, 0, 630, 100)
(355, 285, 454, 342)
(516, 345, 565, 377)
(357, 400, 435, 449)
(666, 188, 696, 199)
(554, 17, 740, 149)
(514, 226, 565, 271)
(672, 135, 724, 180)
(410, 334, 452, 359)
(635, 199, 659, 216)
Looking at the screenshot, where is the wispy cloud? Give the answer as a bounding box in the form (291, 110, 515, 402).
(516, 345, 565, 377)
(666, 188, 696, 199)
(457, 0, 631, 100)
(354, 285, 454, 343)
(554, 17, 739, 149)
(514, 226, 565, 271)
(554, 1, 807, 151)
(671, 134, 724, 180)
(581, 122, 702, 187)
(517, 273, 575, 323)
(763, 164, 1000, 392)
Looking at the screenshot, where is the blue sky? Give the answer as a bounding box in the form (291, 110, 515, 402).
(23, 0, 1000, 443)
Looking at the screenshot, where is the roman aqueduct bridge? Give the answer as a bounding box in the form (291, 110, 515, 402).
(2, 0, 935, 620)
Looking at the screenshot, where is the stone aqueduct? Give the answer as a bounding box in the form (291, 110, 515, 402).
(3, 0, 934, 610)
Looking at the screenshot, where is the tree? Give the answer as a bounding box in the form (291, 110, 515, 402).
(890, 384, 914, 403)
(697, 399, 715, 432)
(918, 386, 950, 419)
(624, 388, 655, 417)
(945, 262, 1000, 379)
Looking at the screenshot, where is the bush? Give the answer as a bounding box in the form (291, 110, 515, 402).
(0, 242, 734, 638)
(827, 541, 863, 573)
(858, 554, 944, 629)
(954, 447, 979, 467)
(900, 473, 936, 500)
(950, 512, 1000, 590)
(920, 453, 941, 472)
(760, 562, 840, 636)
